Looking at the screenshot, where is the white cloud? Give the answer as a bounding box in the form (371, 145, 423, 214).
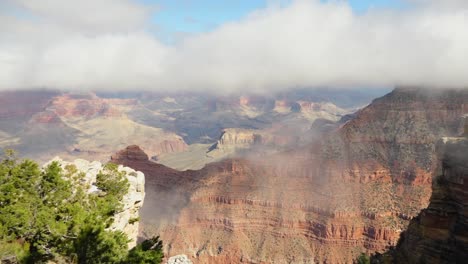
(0, 0, 467, 92)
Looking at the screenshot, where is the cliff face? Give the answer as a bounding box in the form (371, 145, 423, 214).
(329, 87, 468, 185)
(115, 146, 406, 263)
(113, 88, 468, 264)
(111, 145, 196, 232)
(386, 134, 468, 264)
(45, 157, 146, 248)
(214, 128, 299, 151)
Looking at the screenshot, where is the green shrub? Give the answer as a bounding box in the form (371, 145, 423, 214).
(357, 253, 371, 264)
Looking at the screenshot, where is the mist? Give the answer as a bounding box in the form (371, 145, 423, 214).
(1, 0, 467, 92)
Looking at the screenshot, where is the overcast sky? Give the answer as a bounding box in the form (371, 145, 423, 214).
(0, 0, 467, 92)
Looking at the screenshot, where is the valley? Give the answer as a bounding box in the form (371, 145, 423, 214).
(0, 87, 466, 263)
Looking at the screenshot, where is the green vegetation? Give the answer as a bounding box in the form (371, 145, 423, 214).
(126, 236, 164, 264)
(357, 253, 371, 264)
(129, 217, 140, 225)
(0, 150, 163, 263)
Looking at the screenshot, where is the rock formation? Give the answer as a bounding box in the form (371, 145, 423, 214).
(115, 145, 406, 263)
(114, 88, 468, 264)
(380, 126, 468, 263)
(44, 157, 145, 248)
(0, 91, 188, 162)
(0, 90, 58, 120)
(167, 255, 193, 264)
(209, 127, 301, 158)
(216, 128, 261, 149)
(47, 93, 135, 119)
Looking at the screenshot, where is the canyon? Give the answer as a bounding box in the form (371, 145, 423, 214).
(111, 88, 468, 263)
(0, 89, 362, 167)
(1, 87, 466, 263)
(0, 91, 188, 162)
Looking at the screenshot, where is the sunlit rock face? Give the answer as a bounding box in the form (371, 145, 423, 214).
(44, 157, 145, 248)
(212, 128, 298, 152)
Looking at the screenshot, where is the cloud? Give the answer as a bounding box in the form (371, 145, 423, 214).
(0, 0, 467, 92)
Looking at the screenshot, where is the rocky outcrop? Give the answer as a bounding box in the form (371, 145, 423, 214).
(110, 164, 146, 248)
(156, 139, 188, 154)
(112, 145, 150, 162)
(111, 145, 196, 231)
(213, 129, 261, 151)
(382, 134, 468, 263)
(167, 255, 193, 264)
(44, 157, 145, 248)
(211, 128, 298, 154)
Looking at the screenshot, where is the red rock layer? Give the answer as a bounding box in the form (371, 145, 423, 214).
(49, 93, 137, 118)
(113, 147, 402, 263)
(329, 87, 468, 185)
(115, 88, 468, 264)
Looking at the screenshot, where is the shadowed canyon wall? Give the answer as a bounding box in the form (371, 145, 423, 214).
(377, 128, 468, 263)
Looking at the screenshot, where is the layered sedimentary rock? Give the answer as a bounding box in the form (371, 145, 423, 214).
(112, 88, 468, 263)
(216, 128, 261, 148)
(210, 128, 300, 157)
(0, 91, 188, 162)
(0, 90, 58, 120)
(3, 88, 466, 263)
(214, 128, 299, 150)
(45, 157, 145, 248)
(115, 145, 406, 263)
(156, 139, 189, 154)
(47, 93, 188, 158)
(1, 90, 353, 164)
(384, 134, 468, 263)
(48, 93, 136, 118)
(328, 87, 468, 184)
